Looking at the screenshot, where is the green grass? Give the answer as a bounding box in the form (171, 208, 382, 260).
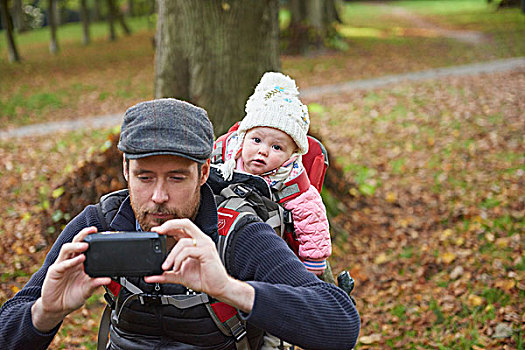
(0, 16, 153, 48)
(394, 0, 489, 15)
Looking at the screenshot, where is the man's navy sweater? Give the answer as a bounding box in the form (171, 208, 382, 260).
(0, 184, 360, 349)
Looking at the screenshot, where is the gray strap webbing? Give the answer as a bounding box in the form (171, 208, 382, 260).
(119, 277, 143, 294)
(274, 183, 300, 203)
(159, 293, 210, 309)
(211, 140, 223, 162)
(205, 303, 251, 350)
(97, 305, 111, 350)
(119, 278, 211, 310)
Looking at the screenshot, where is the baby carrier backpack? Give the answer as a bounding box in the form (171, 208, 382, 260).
(211, 122, 330, 259)
(211, 122, 330, 258)
(93, 189, 259, 350)
(93, 124, 354, 349)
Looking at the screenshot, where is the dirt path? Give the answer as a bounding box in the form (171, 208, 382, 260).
(373, 2, 487, 44)
(1, 57, 524, 141)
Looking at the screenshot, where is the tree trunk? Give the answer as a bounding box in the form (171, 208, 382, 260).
(116, 8, 131, 35)
(127, 0, 134, 16)
(107, 0, 131, 39)
(80, 0, 90, 45)
(107, 0, 116, 40)
(155, 0, 280, 136)
(12, 0, 27, 32)
(287, 0, 341, 54)
(0, 0, 21, 62)
(93, 0, 101, 21)
(48, 0, 59, 53)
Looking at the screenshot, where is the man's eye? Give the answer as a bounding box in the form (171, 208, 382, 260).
(169, 176, 185, 181)
(138, 176, 152, 181)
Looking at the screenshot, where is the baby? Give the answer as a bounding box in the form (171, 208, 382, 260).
(217, 72, 331, 276)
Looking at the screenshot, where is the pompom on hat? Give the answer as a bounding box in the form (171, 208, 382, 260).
(220, 72, 310, 180)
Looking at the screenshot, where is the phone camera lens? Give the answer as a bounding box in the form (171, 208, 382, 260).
(154, 243, 161, 252)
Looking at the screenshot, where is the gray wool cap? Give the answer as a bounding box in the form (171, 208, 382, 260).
(118, 98, 214, 163)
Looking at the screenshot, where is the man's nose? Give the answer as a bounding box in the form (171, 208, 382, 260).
(152, 181, 169, 203)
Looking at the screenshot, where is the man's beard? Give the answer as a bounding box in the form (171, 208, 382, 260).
(130, 187, 201, 232)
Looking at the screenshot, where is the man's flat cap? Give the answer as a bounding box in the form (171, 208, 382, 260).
(118, 98, 214, 163)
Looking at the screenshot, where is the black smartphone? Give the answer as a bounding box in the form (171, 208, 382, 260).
(83, 232, 167, 277)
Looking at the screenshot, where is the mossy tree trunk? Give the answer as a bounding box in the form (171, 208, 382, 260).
(0, 0, 21, 62)
(154, 0, 280, 136)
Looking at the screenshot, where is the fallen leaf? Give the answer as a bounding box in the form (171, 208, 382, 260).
(441, 252, 456, 264)
(440, 229, 453, 241)
(359, 333, 381, 344)
(385, 192, 397, 203)
(467, 294, 483, 307)
(494, 279, 516, 291)
(375, 252, 389, 265)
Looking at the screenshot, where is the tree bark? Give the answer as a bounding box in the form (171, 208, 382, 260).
(127, 0, 134, 16)
(107, 0, 131, 39)
(80, 0, 90, 45)
(155, 0, 280, 136)
(48, 0, 59, 53)
(12, 0, 27, 32)
(93, 0, 101, 21)
(287, 0, 341, 54)
(0, 0, 21, 62)
(107, 0, 116, 40)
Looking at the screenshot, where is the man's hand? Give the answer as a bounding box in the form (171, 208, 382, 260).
(145, 219, 255, 313)
(31, 227, 111, 332)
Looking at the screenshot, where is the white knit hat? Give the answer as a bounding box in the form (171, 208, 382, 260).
(239, 72, 310, 155)
(220, 72, 310, 180)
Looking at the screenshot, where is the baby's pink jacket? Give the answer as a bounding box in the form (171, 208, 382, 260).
(283, 184, 331, 275)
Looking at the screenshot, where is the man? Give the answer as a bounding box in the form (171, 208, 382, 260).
(0, 99, 360, 349)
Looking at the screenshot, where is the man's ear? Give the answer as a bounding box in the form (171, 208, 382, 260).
(122, 155, 129, 182)
(199, 159, 211, 186)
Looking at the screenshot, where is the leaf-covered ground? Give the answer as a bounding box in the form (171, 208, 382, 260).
(0, 1, 524, 349)
(308, 69, 524, 348)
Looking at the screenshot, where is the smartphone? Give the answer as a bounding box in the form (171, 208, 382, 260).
(83, 232, 167, 277)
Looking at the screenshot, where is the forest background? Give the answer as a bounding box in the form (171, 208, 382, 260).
(0, 0, 524, 349)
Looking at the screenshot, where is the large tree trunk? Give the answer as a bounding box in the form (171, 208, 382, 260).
(155, 0, 280, 136)
(12, 0, 27, 32)
(48, 0, 59, 54)
(80, 0, 90, 45)
(287, 0, 341, 54)
(0, 0, 21, 62)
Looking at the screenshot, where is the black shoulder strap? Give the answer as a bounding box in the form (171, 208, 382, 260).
(95, 202, 110, 232)
(96, 189, 129, 231)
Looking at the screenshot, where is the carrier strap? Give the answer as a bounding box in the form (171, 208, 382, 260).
(97, 305, 112, 350)
(98, 277, 249, 349)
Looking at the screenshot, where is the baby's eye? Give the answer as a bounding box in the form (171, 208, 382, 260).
(272, 145, 282, 151)
(253, 137, 261, 143)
